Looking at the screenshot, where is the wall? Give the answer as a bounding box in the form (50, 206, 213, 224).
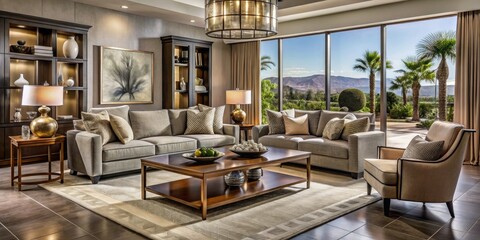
(278, 0, 480, 37)
(0, 0, 231, 110)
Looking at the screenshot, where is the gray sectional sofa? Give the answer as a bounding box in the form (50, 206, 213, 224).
(253, 110, 385, 178)
(67, 106, 239, 183)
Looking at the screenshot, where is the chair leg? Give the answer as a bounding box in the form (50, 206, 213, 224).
(367, 183, 372, 195)
(383, 198, 391, 217)
(446, 201, 455, 218)
(90, 176, 101, 184)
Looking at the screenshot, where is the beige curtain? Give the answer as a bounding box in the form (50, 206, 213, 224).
(454, 10, 480, 165)
(231, 41, 261, 125)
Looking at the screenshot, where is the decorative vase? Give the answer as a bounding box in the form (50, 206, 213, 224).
(14, 74, 29, 87)
(224, 170, 245, 187)
(63, 36, 78, 59)
(13, 108, 22, 122)
(180, 77, 186, 91)
(66, 77, 75, 87)
(247, 168, 263, 181)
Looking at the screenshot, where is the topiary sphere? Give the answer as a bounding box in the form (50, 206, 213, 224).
(338, 88, 366, 112)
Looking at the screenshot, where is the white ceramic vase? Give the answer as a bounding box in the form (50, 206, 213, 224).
(63, 36, 78, 59)
(66, 77, 75, 87)
(14, 74, 29, 87)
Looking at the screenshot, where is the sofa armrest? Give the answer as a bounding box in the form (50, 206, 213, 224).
(67, 130, 103, 178)
(253, 125, 269, 142)
(223, 124, 240, 144)
(348, 131, 386, 174)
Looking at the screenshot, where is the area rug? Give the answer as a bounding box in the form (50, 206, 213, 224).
(40, 167, 380, 240)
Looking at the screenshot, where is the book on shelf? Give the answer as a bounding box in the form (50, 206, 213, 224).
(57, 115, 73, 120)
(196, 52, 203, 66)
(33, 49, 53, 54)
(33, 45, 53, 50)
(34, 52, 53, 57)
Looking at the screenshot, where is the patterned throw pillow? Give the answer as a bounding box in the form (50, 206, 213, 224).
(341, 117, 370, 140)
(322, 117, 345, 140)
(267, 109, 294, 135)
(184, 109, 215, 134)
(81, 110, 117, 145)
(283, 114, 310, 135)
(402, 135, 444, 160)
(198, 104, 225, 134)
(109, 114, 134, 144)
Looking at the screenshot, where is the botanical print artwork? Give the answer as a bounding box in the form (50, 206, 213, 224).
(101, 47, 153, 104)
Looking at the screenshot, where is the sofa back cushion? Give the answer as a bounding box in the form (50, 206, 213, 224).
(130, 110, 172, 139)
(168, 109, 187, 135)
(91, 105, 130, 122)
(295, 110, 321, 135)
(316, 110, 374, 136)
(198, 104, 225, 134)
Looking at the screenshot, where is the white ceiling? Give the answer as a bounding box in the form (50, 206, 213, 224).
(70, 0, 409, 27)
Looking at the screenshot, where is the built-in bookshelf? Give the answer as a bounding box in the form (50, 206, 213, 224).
(0, 11, 91, 166)
(161, 36, 212, 109)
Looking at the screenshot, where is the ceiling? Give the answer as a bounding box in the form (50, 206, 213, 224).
(70, 0, 408, 28)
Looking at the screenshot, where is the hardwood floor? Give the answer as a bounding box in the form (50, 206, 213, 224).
(0, 161, 479, 240)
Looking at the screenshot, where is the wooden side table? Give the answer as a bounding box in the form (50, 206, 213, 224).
(237, 124, 254, 142)
(10, 134, 65, 191)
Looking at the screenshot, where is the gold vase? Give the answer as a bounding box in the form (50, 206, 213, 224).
(231, 105, 246, 124)
(30, 105, 58, 138)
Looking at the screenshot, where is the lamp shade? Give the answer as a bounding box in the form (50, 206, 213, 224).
(226, 89, 251, 105)
(22, 85, 64, 106)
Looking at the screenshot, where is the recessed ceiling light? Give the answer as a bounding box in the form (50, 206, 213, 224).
(121, 5, 128, 9)
(190, 20, 196, 23)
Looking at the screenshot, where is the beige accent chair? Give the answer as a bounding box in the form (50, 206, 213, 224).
(364, 121, 474, 217)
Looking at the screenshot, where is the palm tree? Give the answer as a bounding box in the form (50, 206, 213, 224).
(416, 31, 456, 121)
(261, 56, 275, 71)
(389, 75, 412, 105)
(353, 50, 392, 113)
(396, 57, 435, 121)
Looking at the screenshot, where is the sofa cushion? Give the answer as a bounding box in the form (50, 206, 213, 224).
(295, 110, 321, 135)
(316, 110, 374, 136)
(322, 118, 345, 140)
(130, 110, 172, 139)
(283, 114, 309, 135)
(259, 134, 316, 150)
(364, 158, 398, 185)
(109, 114, 134, 144)
(198, 104, 225, 134)
(185, 109, 215, 134)
(141, 136, 197, 154)
(267, 109, 294, 135)
(183, 134, 236, 148)
(341, 117, 370, 140)
(168, 109, 187, 135)
(426, 121, 463, 155)
(298, 138, 349, 159)
(81, 111, 117, 145)
(102, 140, 155, 162)
(91, 105, 130, 122)
(402, 135, 444, 161)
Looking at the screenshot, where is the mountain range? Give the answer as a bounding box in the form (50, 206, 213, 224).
(265, 74, 454, 97)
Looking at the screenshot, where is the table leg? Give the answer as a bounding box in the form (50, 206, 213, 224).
(10, 143, 14, 187)
(60, 142, 64, 184)
(17, 147, 22, 191)
(244, 129, 248, 142)
(48, 145, 52, 180)
(141, 163, 146, 200)
(201, 177, 208, 220)
(306, 157, 311, 189)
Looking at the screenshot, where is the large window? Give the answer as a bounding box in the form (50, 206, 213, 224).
(260, 40, 279, 123)
(282, 34, 326, 111)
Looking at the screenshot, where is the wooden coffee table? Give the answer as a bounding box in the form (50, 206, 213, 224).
(141, 146, 311, 220)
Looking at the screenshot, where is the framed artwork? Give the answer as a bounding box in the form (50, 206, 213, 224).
(100, 46, 153, 104)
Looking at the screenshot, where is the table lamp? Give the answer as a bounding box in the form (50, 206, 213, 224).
(226, 89, 251, 124)
(22, 85, 64, 138)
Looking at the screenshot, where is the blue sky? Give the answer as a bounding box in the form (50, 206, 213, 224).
(261, 16, 457, 85)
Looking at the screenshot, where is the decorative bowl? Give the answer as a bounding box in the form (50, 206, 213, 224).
(182, 152, 224, 163)
(230, 149, 269, 158)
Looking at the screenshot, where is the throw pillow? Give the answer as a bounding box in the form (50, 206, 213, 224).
(168, 109, 187, 135)
(267, 109, 294, 135)
(294, 110, 321, 135)
(184, 109, 215, 134)
(341, 117, 370, 140)
(402, 135, 444, 160)
(129, 110, 172, 139)
(81, 110, 117, 145)
(283, 114, 310, 135)
(73, 120, 86, 131)
(109, 114, 134, 144)
(198, 104, 225, 134)
(322, 117, 345, 140)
